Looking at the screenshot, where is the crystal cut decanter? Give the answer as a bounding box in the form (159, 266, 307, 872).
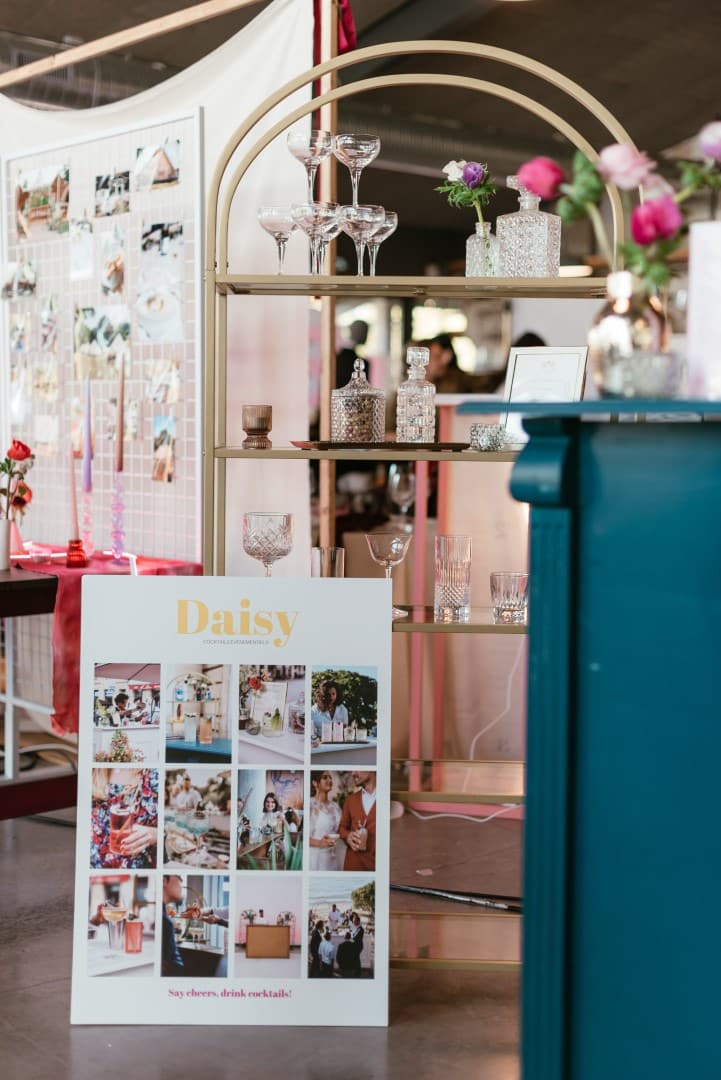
(396, 346, 436, 443)
(331, 357, 385, 442)
(466, 221, 499, 277)
(497, 175, 561, 277)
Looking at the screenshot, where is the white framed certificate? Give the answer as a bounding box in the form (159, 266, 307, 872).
(501, 345, 588, 443)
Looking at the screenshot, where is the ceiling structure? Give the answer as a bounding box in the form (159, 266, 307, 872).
(0, 0, 717, 261)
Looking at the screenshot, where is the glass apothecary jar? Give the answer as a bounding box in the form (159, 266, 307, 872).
(331, 358, 385, 442)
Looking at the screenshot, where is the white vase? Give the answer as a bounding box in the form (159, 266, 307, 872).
(0, 519, 11, 571)
(687, 220, 721, 397)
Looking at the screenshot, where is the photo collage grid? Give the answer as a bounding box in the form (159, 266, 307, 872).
(86, 660, 378, 982)
(2, 119, 199, 560)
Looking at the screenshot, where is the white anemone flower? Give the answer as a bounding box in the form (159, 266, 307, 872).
(442, 160, 467, 182)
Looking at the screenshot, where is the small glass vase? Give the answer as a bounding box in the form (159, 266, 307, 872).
(465, 221, 498, 277)
(588, 271, 681, 398)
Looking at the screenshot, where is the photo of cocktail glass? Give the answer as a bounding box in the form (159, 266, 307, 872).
(339, 204, 385, 276)
(101, 899, 129, 955)
(387, 463, 416, 531)
(242, 512, 294, 576)
(108, 802, 133, 855)
(364, 531, 412, 619)
(333, 133, 381, 205)
(287, 128, 333, 201)
(257, 207, 297, 274)
(367, 210, 398, 275)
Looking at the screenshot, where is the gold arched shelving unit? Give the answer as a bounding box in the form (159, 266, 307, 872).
(204, 40, 635, 574)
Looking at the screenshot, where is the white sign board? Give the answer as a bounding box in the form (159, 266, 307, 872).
(71, 576, 391, 1026)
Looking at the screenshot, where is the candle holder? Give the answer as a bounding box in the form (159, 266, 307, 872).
(66, 538, 88, 568)
(242, 405, 272, 450)
(110, 472, 126, 563)
(81, 492, 95, 557)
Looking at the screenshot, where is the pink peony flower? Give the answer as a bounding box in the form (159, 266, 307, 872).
(698, 121, 721, 162)
(597, 144, 656, 190)
(630, 195, 682, 245)
(517, 157, 566, 201)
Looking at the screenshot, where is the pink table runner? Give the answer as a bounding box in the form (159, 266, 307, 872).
(28, 553, 202, 734)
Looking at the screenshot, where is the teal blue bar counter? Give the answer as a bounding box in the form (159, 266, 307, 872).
(508, 404, 721, 1080)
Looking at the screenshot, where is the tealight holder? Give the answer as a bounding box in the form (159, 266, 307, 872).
(242, 405, 273, 450)
(66, 538, 88, 568)
(470, 423, 508, 451)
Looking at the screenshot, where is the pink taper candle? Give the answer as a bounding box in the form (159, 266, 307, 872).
(69, 444, 80, 540)
(82, 375, 92, 493)
(115, 361, 124, 473)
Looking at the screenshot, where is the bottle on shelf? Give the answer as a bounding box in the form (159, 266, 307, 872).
(497, 175, 561, 277)
(396, 346, 436, 444)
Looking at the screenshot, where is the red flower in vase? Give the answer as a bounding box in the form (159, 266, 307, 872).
(7, 439, 32, 461)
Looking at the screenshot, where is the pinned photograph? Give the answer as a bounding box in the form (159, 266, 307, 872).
(310, 666, 378, 765)
(161, 872, 230, 978)
(88, 873, 156, 977)
(2, 262, 17, 299)
(163, 768, 232, 870)
(100, 225, 125, 296)
(235, 876, 302, 978)
(95, 170, 130, 217)
(9, 311, 30, 352)
(146, 356, 181, 404)
(40, 294, 58, 353)
(15, 163, 69, 239)
(237, 769, 304, 871)
(70, 215, 94, 281)
(33, 356, 59, 403)
(107, 396, 140, 444)
(308, 770, 376, 873)
(15, 259, 37, 297)
(136, 280, 184, 344)
(135, 138, 181, 191)
(89, 766, 159, 870)
(308, 876, 375, 979)
(93, 662, 161, 764)
(140, 221, 183, 283)
(33, 413, 59, 456)
(152, 413, 176, 483)
(73, 304, 130, 380)
(9, 355, 32, 425)
(164, 662, 232, 763)
(238, 664, 305, 766)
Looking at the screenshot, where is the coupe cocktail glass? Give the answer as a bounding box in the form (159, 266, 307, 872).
(364, 531, 412, 619)
(257, 207, 297, 274)
(333, 133, 381, 205)
(287, 128, 333, 201)
(339, 205, 385, 276)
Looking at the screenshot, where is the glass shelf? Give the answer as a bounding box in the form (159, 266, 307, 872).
(389, 910, 521, 971)
(215, 445, 518, 462)
(392, 758, 525, 804)
(392, 606, 527, 634)
(214, 273, 608, 301)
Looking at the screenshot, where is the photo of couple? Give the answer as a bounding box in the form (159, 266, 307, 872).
(308, 877, 375, 979)
(309, 770, 376, 872)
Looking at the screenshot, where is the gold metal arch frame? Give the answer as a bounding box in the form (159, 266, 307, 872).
(205, 37, 637, 272)
(204, 39, 637, 573)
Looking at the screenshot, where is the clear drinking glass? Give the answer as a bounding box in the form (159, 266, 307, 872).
(287, 128, 333, 201)
(291, 202, 339, 275)
(490, 571, 529, 624)
(257, 207, 297, 274)
(387, 463, 415, 530)
(311, 546, 345, 577)
(102, 900, 129, 954)
(242, 512, 294, 576)
(434, 535, 472, 623)
(364, 531, 412, 619)
(339, 205, 385, 276)
(333, 133, 381, 205)
(317, 216, 343, 275)
(367, 210, 398, 275)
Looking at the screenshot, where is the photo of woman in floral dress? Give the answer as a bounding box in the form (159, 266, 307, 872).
(90, 767, 159, 869)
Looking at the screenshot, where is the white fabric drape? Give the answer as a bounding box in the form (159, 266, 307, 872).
(0, 0, 313, 570)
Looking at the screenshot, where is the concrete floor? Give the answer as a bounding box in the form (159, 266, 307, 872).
(1, 809, 521, 1080)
